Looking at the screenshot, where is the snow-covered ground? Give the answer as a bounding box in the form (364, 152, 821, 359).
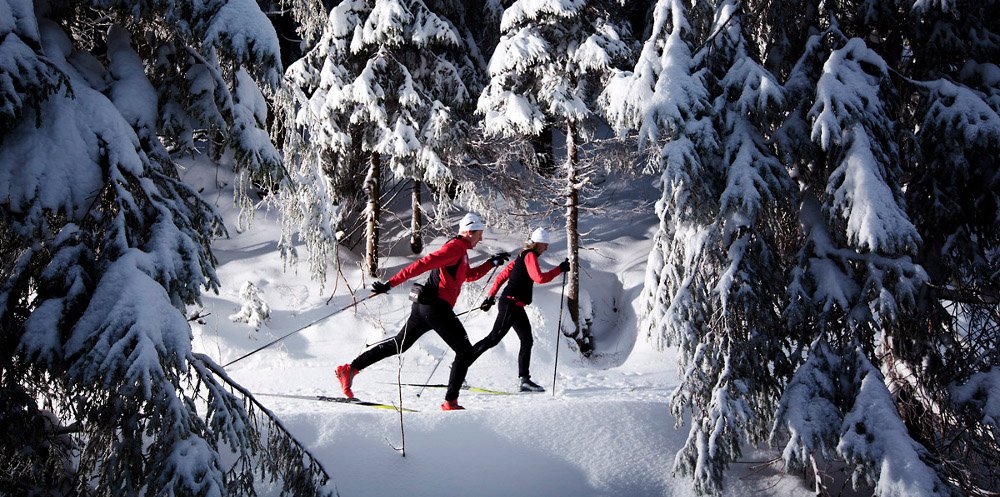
(183, 158, 813, 497)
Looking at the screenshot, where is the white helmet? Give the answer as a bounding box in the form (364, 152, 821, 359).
(459, 212, 486, 232)
(530, 227, 551, 244)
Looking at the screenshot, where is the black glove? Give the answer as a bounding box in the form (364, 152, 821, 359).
(489, 252, 510, 267)
(372, 280, 392, 294)
(558, 259, 570, 273)
(480, 296, 496, 312)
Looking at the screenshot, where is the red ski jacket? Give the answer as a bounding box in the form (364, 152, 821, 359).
(388, 237, 493, 308)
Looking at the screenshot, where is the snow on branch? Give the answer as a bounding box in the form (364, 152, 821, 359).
(488, 26, 550, 76)
(358, 0, 411, 48)
(951, 367, 1000, 431)
(63, 252, 191, 400)
(572, 20, 630, 74)
(500, 0, 585, 32)
(827, 125, 920, 255)
(478, 86, 546, 137)
(190, 354, 338, 496)
(205, 0, 282, 86)
(911, 0, 958, 14)
(958, 61, 1000, 111)
(770, 339, 842, 470)
(921, 78, 1000, 147)
(838, 350, 952, 497)
(411, 2, 462, 47)
(810, 38, 888, 150)
(0, 1, 66, 133)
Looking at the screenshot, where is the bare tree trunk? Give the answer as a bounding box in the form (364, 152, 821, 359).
(365, 151, 380, 278)
(410, 179, 423, 254)
(564, 120, 593, 356)
(565, 121, 581, 333)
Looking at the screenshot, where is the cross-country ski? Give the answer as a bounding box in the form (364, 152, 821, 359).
(381, 383, 514, 395)
(256, 393, 418, 412)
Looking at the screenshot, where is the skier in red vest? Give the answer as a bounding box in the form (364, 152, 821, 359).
(335, 213, 509, 411)
(473, 228, 569, 392)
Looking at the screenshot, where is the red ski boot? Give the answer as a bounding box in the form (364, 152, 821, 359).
(440, 399, 465, 411)
(335, 364, 359, 399)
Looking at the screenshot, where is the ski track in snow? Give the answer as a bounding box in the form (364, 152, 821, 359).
(183, 157, 812, 497)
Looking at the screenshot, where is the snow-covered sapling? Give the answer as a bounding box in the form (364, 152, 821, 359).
(230, 281, 271, 331)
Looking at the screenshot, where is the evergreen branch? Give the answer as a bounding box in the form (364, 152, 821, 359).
(929, 284, 1000, 306)
(190, 353, 337, 495)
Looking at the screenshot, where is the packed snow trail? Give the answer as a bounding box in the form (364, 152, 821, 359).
(185, 157, 814, 497)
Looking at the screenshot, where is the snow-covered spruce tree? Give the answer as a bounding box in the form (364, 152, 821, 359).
(625, 0, 998, 494)
(272, 0, 364, 284)
(767, 2, 1000, 493)
(0, 1, 334, 494)
(478, 0, 632, 354)
(906, 58, 1000, 495)
(771, 14, 968, 497)
(607, 2, 794, 492)
(603, 0, 720, 352)
(145, 0, 289, 225)
(878, 1, 1000, 492)
(667, 1, 794, 493)
(278, 0, 484, 279)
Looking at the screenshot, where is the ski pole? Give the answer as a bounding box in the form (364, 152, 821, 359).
(416, 263, 500, 398)
(455, 307, 478, 317)
(415, 350, 446, 398)
(223, 292, 379, 368)
(552, 271, 567, 396)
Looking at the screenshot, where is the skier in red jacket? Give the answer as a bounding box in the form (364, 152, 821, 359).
(335, 213, 509, 411)
(473, 228, 569, 392)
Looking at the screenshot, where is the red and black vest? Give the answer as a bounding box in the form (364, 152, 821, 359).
(501, 249, 540, 306)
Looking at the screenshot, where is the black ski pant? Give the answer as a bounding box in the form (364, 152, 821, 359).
(351, 300, 472, 401)
(469, 298, 534, 378)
